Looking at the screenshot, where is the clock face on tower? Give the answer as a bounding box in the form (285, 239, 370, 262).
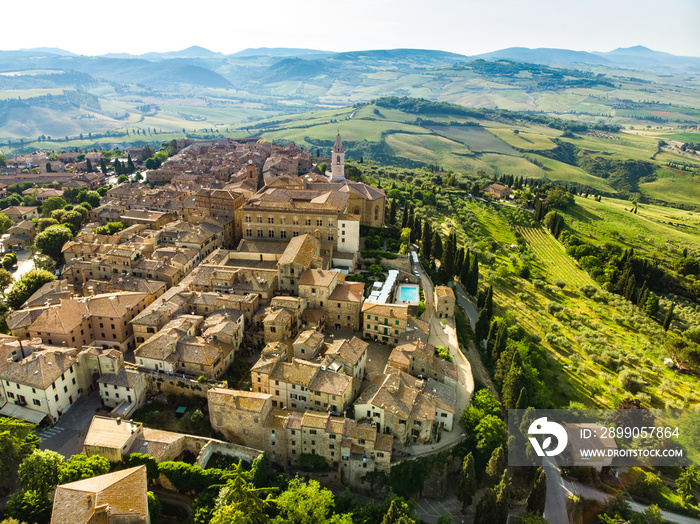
(248, 159, 253, 165)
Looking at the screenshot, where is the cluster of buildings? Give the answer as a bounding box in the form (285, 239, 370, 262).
(0, 135, 461, 491)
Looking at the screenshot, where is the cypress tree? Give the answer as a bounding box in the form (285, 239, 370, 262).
(493, 323, 508, 364)
(85, 158, 93, 173)
(494, 470, 511, 524)
(475, 308, 490, 343)
(515, 386, 529, 410)
(487, 320, 500, 359)
(413, 214, 421, 239)
(663, 303, 675, 332)
(477, 290, 486, 310)
(475, 486, 498, 524)
(100, 158, 107, 174)
(636, 281, 648, 308)
(458, 452, 477, 511)
(485, 446, 506, 485)
(455, 247, 465, 275)
(503, 351, 527, 410)
(422, 221, 432, 260)
(401, 205, 409, 228)
(468, 256, 479, 296)
(645, 293, 660, 318)
(388, 199, 397, 225)
(623, 274, 637, 302)
(460, 254, 471, 288)
(443, 232, 455, 277)
(432, 233, 443, 261)
(495, 346, 515, 385)
(127, 156, 136, 174)
(526, 468, 547, 516)
(485, 285, 494, 321)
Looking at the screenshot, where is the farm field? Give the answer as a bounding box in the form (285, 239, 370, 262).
(427, 125, 519, 155)
(559, 195, 700, 262)
(486, 127, 558, 150)
(476, 217, 700, 409)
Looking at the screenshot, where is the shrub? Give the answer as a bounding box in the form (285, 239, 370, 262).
(298, 453, 330, 471)
(619, 369, 645, 393)
(434, 346, 453, 362)
(554, 279, 566, 289)
(547, 301, 564, 314)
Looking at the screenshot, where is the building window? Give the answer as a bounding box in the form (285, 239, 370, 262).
(316, 219, 322, 226)
(257, 228, 263, 238)
(292, 230, 299, 237)
(268, 216, 274, 224)
(293, 217, 298, 225)
(257, 215, 263, 223)
(305, 218, 311, 226)
(280, 230, 287, 239)
(33, 399, 41, 406)
(245, 215, 251, 223)
(246, 228, 252, 237)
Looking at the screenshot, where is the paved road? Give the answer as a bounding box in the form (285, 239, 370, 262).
(2, 248, 34, 294)
(39, 390, 103, 458)
(408, 253, 473, 457)
(545, 459, 699, 524)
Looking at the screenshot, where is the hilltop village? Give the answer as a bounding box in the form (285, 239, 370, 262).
(0, 135, 460, 494)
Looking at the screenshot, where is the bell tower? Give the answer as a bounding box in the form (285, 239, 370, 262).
(330, 133, 345, 182)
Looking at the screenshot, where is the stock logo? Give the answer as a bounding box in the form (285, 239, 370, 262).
(528, 417, 568, 457)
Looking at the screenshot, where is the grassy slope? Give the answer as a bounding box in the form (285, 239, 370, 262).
(444, 199, 700, 409)
(559, 195, 700, 263)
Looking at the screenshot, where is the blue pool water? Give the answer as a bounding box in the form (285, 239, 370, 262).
(398, 286, 419, 302)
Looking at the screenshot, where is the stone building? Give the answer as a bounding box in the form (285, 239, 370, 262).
(434, 285, 455, 318)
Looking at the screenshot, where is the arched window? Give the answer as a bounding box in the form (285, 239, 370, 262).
(336, 155, 341, 165)
(354, 207, 360, 215)
(374, 206, 379, 220)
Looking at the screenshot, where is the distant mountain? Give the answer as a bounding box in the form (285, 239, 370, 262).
(19, 47, 76, 57)
(232, 47, 333, 58)
(594, 46, 700, 70)
(475, 47, 610, 66)
(474, 45, 700, 71)
(332, 48, 468, 66)
(103, 46, 223, 61)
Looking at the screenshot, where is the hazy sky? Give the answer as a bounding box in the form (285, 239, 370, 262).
(2, 0, 699, 57)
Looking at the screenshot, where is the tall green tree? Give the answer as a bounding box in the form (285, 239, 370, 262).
(458, 453, 477, 512)
(485, 446, 506, 485)
(468, 256, 479, 296)
(17, 449, 64, 495)
(35, 224, 73, 260)
(442, 231, 455, 277)
(422, 221, 432, 260)
(494, 471, 511, 524)
(388, 199, 397, 225)
(0, 419, 39, 495)
(485, 285, 494, 321)
(526, 468, 547, 516)
(432, 233, 443, 264)
(663, 303, 675, 332)
(644, 293, 660, 318)
(474, 487, 498, 524)
(502, 352, 528, 410)
(272, 477, 350, 524)
(475, 308, 490, 343)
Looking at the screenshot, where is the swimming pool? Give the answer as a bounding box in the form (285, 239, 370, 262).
(396, 284, 420, 304)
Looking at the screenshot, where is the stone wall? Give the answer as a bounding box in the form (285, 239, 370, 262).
(380, 255, 410, 274)
(144, 372, 223, 399)
(196, 439, 264, 469)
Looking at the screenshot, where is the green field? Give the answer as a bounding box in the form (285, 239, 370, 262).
(427, 125, 519, 155)
(486, 127, 558, 150)
(560, 195, 700, 262)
